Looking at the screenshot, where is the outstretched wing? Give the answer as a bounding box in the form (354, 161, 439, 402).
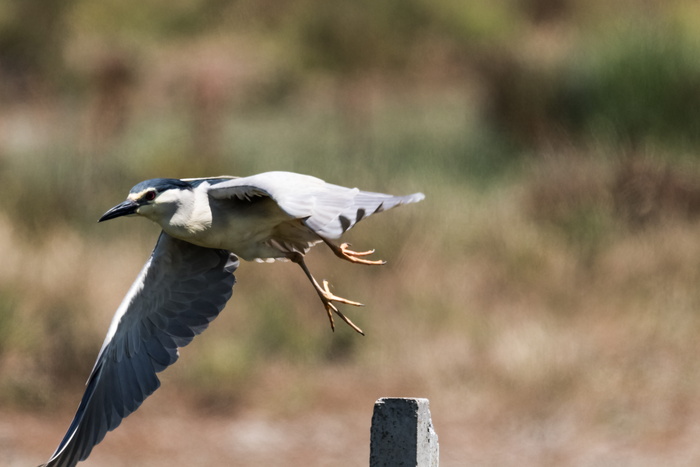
(43, 233, 238, 467)
(208, 171, 425, 239)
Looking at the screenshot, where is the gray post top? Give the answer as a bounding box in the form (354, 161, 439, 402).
(370, 397, 439, 467)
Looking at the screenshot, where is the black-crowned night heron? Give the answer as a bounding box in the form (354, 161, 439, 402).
(42, 171, 424, 466)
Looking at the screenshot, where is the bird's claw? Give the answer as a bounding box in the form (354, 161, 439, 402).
(320, 280, 365, 335)
(337, 243, 386, 265)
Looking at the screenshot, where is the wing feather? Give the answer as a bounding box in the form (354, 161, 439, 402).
(208, 171, 425, 239)
(42, 232, 238, 467)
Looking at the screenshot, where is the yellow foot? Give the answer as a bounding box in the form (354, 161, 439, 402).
(319, 280, 365, 335)
(337, 243, 386, 265)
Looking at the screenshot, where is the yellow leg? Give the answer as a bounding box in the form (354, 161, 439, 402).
(290, 253, 365, 335)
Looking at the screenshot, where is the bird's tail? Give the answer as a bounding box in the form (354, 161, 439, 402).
(312, 189, 425, 238)
(356, 191, 425, 214)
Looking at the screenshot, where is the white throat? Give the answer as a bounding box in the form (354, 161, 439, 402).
(141, 185, 213, 237)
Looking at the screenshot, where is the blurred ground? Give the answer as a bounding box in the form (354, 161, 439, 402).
(4, 1, 700, 466)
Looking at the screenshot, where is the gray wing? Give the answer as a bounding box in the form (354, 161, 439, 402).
(43, 233, 238, 467)
(208, 171, 425, 239)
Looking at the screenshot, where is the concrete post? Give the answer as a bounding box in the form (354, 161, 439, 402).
(370, 397, 439, 467)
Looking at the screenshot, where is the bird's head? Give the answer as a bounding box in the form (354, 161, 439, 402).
(99, 178, 193, 224)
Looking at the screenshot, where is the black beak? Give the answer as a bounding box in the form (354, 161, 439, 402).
(99, 200, 139, 222)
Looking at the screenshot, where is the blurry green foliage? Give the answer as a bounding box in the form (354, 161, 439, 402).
(69, 0, 225, 39)
(430, 0, 524, 45)
(0, 0, 73, 96)
(558, 22, 700, 147)
(0, 289, 16, 356)
(292, 0, 434, 73)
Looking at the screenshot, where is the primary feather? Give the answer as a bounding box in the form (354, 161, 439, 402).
(43, 234, 238, 467)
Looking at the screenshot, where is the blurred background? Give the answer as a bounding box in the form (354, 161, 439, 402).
(3, 0, 700, 465)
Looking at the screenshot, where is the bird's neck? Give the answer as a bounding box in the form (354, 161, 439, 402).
(156, 188, 213, 238)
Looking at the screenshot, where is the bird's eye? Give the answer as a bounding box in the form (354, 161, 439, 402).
(144, 191, 157, 201)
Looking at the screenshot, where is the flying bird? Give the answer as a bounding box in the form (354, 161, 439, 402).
(42, 171, 424, 466)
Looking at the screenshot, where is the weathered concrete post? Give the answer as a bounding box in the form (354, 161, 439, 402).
(370, 397, 439, 467)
